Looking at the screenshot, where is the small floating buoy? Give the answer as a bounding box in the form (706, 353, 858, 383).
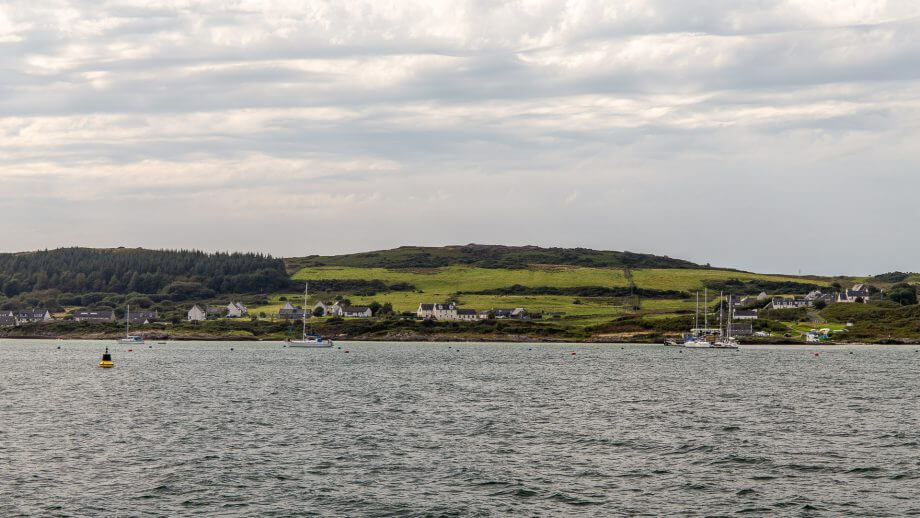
(56, 346, 61, 350)
(148, 345, 152, 348)
(99, 347, 114, 368)
(849, 351, 854, 355)
(571, 352, 576, 356)
(814, 353, 819, 357)
(127, 349, 133, 352)
(344, 350, 349, 353)
(230, 347, 234, 351)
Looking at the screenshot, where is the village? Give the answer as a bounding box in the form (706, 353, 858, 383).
(0, 283, 875, 332)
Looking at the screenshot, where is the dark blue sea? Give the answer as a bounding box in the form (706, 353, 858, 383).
(1, 340, 918, 516)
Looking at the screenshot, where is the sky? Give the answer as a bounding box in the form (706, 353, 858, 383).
(1, 0, 919, 275)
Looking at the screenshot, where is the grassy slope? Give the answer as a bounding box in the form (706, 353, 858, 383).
(240, 265, 833, 335)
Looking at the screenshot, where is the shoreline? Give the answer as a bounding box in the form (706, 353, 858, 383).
(0, 333, 915, 346)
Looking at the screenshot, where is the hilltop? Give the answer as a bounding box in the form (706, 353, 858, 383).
(284, 244, 701, 273)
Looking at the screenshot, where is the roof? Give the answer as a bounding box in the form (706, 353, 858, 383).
(457, 309, 477, 315)
(73, 309, 114, 317)
(418, 304, 434, 310)
(344, 306, 371, 312)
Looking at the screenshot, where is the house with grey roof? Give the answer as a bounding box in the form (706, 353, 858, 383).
(15, 309, 53, 323)
(838, 285, 870, 303)
(73, 309, 116, 322)
(279, 301, 307, 319)
(342, 306, 372, 318)
(123, 310, 159, 324)
(226, 302, 248, 318)
(188, 305, 207, 321)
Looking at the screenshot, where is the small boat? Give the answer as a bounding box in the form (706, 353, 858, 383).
(99, 347, 114, 368)
(289, 333, 334, 348)
(117, 305, 145, 345)
(288, 282, 333, 348)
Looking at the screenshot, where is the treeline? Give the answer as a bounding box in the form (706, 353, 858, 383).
(289, 244, 700, 271)
(303, 279, 416, 295)
(462, 284, 690, 299)
(703, 278, 821, 295)
(0, 248, 293, 298)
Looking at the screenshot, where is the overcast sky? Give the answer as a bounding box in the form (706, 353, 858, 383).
(1, 1, 918, 275)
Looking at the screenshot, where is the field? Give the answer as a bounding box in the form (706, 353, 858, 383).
(233, 265, 832, 332)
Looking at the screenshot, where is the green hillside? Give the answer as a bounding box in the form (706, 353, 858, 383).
(248, 246, 844, 339)
(285, 244, 700, 272)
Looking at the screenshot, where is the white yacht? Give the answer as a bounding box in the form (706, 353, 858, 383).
(289, 282, 334, 348)
(117, 305, 145, 345)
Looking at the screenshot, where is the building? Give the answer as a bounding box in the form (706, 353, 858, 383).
(417, 303, 481, 321)
(838, 285, 870, 303)
(15, 309, 53, 323)
(483, 308, 529, 320)
(769, 298, 810, 310)
(417, 304, 435, 319)
(342, 306, 372, 318)
(72, 309, 116, 322)
(279, 301, 307, 319)
(187, 305, 207, 321)
(313, 301, 329, 316)
(124, 310, 158, 324)
(433, 303, 457, 320)
(456, 308, 478, 321)
(730, 323, 754, 336)
(733, 309, 758, 320)
(226, 302, 248, 318)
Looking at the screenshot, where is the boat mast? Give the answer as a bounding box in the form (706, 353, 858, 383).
(125, 304, 130, 338)
(302, 282, 308, 340)
(719, 291, 724, 337)
(695, 291, 699, 336)
(728, 294, 733, 340)
(704, 288, 708, 333)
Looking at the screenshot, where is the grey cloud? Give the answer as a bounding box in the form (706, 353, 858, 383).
(0, 1, 919, 274)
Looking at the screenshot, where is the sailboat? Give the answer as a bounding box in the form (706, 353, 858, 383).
(118, 304, 144, 344)
(714, 293, 740, 349)
(289, 282, 334, 348)
(683, 290, 712, 347)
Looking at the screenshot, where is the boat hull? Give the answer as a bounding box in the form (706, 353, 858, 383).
(289, 342, 333, 348)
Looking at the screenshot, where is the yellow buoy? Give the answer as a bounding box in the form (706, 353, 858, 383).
(99, 347, 114, 368)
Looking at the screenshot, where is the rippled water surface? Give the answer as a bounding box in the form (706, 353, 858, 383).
(2, 340, 919, 516)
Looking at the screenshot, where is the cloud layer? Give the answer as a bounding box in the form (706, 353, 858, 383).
(1, 0, 919, 274)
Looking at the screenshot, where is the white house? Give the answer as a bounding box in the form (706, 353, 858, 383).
(417, 304, 435, 319)
(433, 303, 458, 320)
(343, 306, 373, 318)
(226, 302, 248, 318)
(838, 285, 870, 303)
(456, 309, 478, 321)
(313, 301, 329, 316)
(279, 302, 306, 319)
(769, 298, 809, 310)
(73, 309, 116, 322)
(188, 305, 207, 321)
(733, 309, 758, 320)
(15, 309, 53, 323)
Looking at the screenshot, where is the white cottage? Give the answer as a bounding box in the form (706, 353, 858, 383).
(187, 305, 207, 321)
(226, 302, 248, 318)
